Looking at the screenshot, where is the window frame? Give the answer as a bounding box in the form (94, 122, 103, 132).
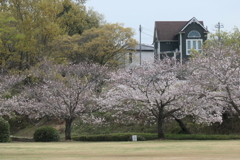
(129, 52, 132, 63)
(186, 39, 203, 55)
(188, 30, 201, 38)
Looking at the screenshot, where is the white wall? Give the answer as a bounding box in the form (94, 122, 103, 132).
(124, 51, 154, 68)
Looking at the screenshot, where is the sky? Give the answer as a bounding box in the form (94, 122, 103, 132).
(85, 0, 240, 45)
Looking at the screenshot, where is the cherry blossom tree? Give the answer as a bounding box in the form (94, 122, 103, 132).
(0, 73, 25, 117)
(9, 61, 108, 140)
(0, 75, 8, 116)
(99, 58, 191, 139)
(186, 32, 240, 119)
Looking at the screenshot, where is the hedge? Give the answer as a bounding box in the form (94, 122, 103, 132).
(72, 133, 240, 141)
(72, 133, 157, 141)
(165, 134, 240, 140)
(0, 118, 10, 142)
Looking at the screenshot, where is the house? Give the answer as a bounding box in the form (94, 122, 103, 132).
(153, 17, 208, 63)
(123, 44, 154, 68)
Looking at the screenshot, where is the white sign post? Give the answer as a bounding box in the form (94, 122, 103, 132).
(132, 135, 137, 141)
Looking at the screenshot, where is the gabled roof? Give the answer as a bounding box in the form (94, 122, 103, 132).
(154, 17, 208, 41)
(181, 17, 207, 32)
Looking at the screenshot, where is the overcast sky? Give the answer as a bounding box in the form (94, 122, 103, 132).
(85, 0, 240, 45)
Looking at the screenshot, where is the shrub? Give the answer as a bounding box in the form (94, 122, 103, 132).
(165, 134, 240, 140)
(72, 133, 157, 141)
(72, 133, 240, 141)
(33, 126, 60, 142)
(0, 118, 10, 143)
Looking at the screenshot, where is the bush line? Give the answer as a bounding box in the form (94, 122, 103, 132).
(72, 133, 240, 141)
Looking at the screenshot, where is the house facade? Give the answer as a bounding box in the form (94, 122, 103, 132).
(123, 44, 154, 68)
(153, 17, 208, 63)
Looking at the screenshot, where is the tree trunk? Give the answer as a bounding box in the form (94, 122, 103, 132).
(157, 117, 164, 139)
(174, 118, 191, 134)
(156, 103, 165, 139)
(65, 118, 74, 140)
(19, 51, 23, 70)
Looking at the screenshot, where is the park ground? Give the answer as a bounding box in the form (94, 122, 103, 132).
(1, 140, 240, 160)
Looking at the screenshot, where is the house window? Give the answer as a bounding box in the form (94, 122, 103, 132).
(188, 30, 201, 38)
(129, 52, 132, 63)
(186, 39, 202, 55)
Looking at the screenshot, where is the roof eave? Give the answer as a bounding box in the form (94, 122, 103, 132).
(181, 17, 208, 32)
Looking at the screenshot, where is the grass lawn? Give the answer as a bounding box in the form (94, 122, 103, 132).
(0, 140, 240, 160)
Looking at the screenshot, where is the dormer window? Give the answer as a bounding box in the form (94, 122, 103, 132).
(188, 30, 201, 38)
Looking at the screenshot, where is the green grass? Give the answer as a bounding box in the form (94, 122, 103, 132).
(1, 140, 240, 160)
